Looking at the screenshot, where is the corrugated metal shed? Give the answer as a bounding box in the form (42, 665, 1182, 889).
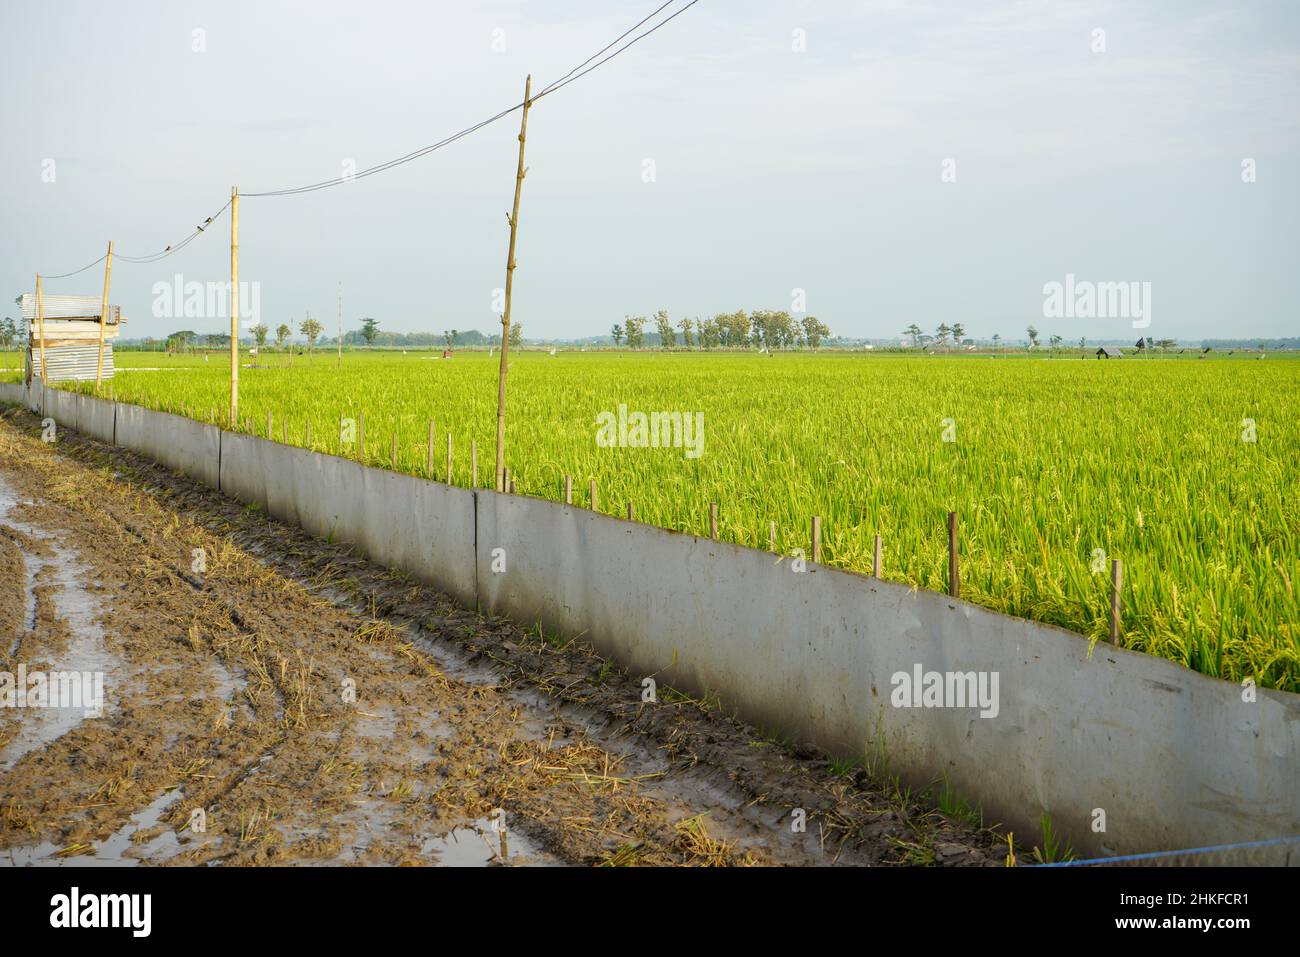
(30, 343, 115, 381)
(20, 293, 121, 323)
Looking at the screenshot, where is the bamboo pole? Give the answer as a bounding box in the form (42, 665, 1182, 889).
(230, 187, 239, 426)
(811, 516, 822, 563)
(947, 511, 960, 598)
(1109, 559, 1123, 643)
(337, 281, 342, 369)
(36, 274, 46, 385)
(709, 503, 718, 540)
(589, 479, 597, 511)
(768, 521, 776, 552)
(95, 241, 113, 388)
(502, 467, 510, 493)
(564, 475, 572, 505)
(873, 534, 883, 578)
(626, 501, 634, 521)
(494, 74, 533, 493)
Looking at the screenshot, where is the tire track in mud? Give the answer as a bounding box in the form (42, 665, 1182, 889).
(0, 406, 1019, 866)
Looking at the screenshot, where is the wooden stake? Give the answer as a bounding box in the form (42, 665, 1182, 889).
(36, 274, 46, 385)
(768, 521, 776, 552)
(446, 433, 453, 485)
(1109, 559, 1123, 643)
(502, 467, 510, 493)
(564, 475, 573, 505)
(95, 241, 113, 388)
(427, 421, 435, 477)
(494, 74, 533, 493)
(589, 479, 598, 511)
(873, 534, 883, 578)
(230, 186, 239, 424)
(709, 503, 718, 540)
(626, 501, 634, 521)
(510, 474, 516, 494)
(947, 511, 960, 598)
(811, 516, 822, 563)
(471, 440, 478, 487)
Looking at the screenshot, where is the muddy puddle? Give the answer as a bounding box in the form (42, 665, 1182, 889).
(0, 475, 121, 772)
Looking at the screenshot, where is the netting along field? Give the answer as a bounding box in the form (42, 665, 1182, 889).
(41, 349, 1300, 692)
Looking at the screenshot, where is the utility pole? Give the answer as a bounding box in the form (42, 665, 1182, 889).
(230, 186, 240, 425)
(494, 74, 532, 492)
(36, 273, 46, 385)
(96, 240, 113, 388)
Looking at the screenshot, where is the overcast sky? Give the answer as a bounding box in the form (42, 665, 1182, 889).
(2, 0, 1297, 342)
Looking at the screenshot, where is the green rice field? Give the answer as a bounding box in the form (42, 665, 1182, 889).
(16, 349, 1299, 692)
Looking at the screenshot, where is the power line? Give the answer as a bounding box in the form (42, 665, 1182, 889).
(37, 1, 702, 275)
(244, 0, 699, 197)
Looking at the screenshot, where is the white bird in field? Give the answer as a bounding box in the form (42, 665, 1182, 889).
(549, 348, 556, 356)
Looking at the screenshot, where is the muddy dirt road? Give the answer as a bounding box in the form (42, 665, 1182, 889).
(0, 405, 1014, 866)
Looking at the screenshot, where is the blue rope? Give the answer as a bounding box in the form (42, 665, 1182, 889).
(1034, 834, 1300, 867)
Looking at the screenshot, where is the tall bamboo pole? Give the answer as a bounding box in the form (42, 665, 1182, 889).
(337, 281, 342, 369)
(95, 241, 113, 388)
(36, 274, 46, 385)
(494, 74, 532, 492)
(230, 186, 239, 425)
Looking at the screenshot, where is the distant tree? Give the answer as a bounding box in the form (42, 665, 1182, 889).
(654, 310, 675, 349)
(801, 316, 830, 350)
(509, 322, 523, 348)
(250, 323, 269, 349)
(951, 323, 966, 342)
(677, 317, 694, 348)
(276, 323, 291, 349)
(624, 316, 644, 349)
(698, 316, 720, 350)
(1049, 334, 1063, 350)
(1026, 325, 1040, 349)
(0, 317, 17, 349)
(903, 324, 923, 347)
(611, 324, 624, 348)
(1079, 336, 1086, 350)
(300, 315, 323, 351)
(935, 323, 952, 347)
(359, 318, 379, 347)
(992, 333, 1001, 351)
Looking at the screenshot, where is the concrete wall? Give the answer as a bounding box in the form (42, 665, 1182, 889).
(114, 402, 220, 489)
(5, 390, 1296, 861)
(476, 491, 1300, 861)
(45, 387, 80, 433)
(76, 393, 116, 444)
(0, 382, 24, 406)
(218, 431, 478, 607)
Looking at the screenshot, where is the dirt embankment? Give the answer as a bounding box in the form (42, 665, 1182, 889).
(0, 406, 1017, 866)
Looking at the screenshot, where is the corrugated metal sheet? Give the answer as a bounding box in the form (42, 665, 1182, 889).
(29, 343, 115, 381)
(20, 293, 121, 323)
